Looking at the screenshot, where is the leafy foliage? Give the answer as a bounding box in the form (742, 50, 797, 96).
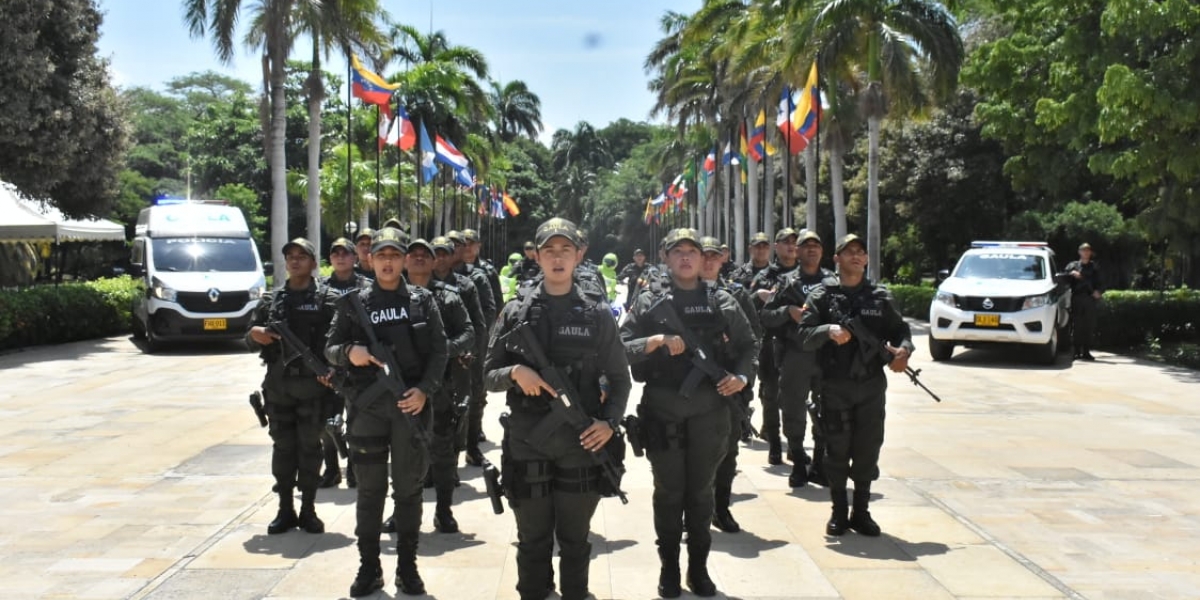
(0, 277, 141, 350)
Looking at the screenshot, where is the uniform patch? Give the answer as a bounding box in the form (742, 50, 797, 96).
(683, 304, 714, 315)
(557, 325, 593, 338)
(370, 307, 409, 324)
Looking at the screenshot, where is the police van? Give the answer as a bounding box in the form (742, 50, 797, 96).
(928, 241, 1072, 364)
(129, 200, 266, 351)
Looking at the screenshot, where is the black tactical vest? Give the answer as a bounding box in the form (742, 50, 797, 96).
(266, 283, 330, 373)
(513, 287, 603, 415)
(359, 286, 433, 383)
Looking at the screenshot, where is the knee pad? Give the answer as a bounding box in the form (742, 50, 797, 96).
(502, 459, 554, 500)
(348, 435, 390, 465)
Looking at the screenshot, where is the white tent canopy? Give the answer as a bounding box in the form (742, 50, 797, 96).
(0, 180, 125, 243)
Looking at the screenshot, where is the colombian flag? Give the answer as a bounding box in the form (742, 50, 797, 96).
(350, 54, 400, 108)
(748, 110, 767, 161)
(793, 61, 822, 146)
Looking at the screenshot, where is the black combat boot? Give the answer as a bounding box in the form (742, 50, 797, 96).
(297, 489, 325, 534)
(685, 541, 717, 597)
(788, 461, 808, 488)
(465, 445, 486, 467)
(712, 486, 740, 533)
(382, 514, 396, 534)
(349, 556, 384, 597)
(395, 534, 426, 595)
(807, 447, 829, 487)
(825, 487, 850, 536)
(267, 488, 298, 535)
(767, 431, 783, 466)
(657, 542, 681, 598)
(849, 486, 881, 537)
(433, 487, 459, 533)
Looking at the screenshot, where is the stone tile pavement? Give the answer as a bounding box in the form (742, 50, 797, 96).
(1, 327, 1198, 599)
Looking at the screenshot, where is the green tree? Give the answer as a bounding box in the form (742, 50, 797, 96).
(489, 79, 543, 143)
(0, 0, 130, 217)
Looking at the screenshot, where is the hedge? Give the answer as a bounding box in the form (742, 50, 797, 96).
(886, 283, 1200, 349)
(0, 276, 141, 351)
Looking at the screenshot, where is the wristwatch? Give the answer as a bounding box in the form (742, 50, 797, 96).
(736, 374, 748, 386)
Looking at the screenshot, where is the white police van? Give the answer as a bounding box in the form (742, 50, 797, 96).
(928, 241, 1072, 364)
(129, 200, 265, 351)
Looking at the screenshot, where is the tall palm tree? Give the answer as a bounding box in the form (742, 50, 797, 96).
(489, 80, 543, 143)
(184, 0, 297, 283)
(551, 122, 612, 222)
(793, 0, 963, 279)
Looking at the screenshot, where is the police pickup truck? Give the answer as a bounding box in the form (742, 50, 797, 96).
(928, 241, 1072, 365)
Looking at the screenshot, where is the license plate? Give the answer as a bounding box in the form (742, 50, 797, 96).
(974, 314, 1000, 327)
(203, 318, 227, 331)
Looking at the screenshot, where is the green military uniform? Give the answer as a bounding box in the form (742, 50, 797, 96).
(453, 236, 498, 466)
(246, 238, 340, 535)
(621, 229, 757, 598)
(325, 229, 449, 596)
(484, 220, 631, 600)
(749, 229, 801, 464)
(798, 236, 914, 537)
(764, 246, 835, 487)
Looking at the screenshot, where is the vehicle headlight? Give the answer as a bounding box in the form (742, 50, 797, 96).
(1022, 293, 1051, 310)
(249, 285, 264, 300)
(151, 278, 177, 302)
(935, 291, 957, 307)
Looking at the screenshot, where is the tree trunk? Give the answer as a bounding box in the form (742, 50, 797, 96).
(867, 114, 881, 281)
(764, 145, 775, 246)
(804, 144, 817, 233)
(746, 118, 758, 265)
(305, 39, 324, 244)
(268, 47, 289, 284)
(830, 144, 847, 242)
(734, 158, 745, 265)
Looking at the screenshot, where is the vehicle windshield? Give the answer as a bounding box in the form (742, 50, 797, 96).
(954, 253, 1046, 281)
(151, 238, 259, 272)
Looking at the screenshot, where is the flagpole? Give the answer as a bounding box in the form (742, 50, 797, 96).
(784, 105, 792, 230)
(346, 53, 353, 239)
(375, 105, 382, 227)
(415, 117, 422, 237)
(814, 55, 822, 238)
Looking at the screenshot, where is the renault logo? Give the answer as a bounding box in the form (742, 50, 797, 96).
(982, 298, 994, 310)
(208, 288, 221, 303)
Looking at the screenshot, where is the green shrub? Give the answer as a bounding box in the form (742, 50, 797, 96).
(1095, 289, 1200, 348)
(0, 276, 141, 350)
(887, 283, 937, 319)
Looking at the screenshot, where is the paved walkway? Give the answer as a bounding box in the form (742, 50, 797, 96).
(1, 326, 1198, 599)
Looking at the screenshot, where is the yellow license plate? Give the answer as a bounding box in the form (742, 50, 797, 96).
(974, 314, 1000, 327)
(203, 318, 227, 331)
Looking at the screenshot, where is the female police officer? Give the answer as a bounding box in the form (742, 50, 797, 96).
(484, 218, 631, 600)
(620, 228, 757, 598)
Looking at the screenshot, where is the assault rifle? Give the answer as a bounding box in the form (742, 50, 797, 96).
(267, 320, 348, 396)
(504, 321, 629, 504)
(348, 294, 432, 446)
(644, 296, 756, 435)
(840, 316, 943, 403)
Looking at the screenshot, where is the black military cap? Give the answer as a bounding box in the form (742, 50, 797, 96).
(461, 228, 480, 243)
(283, 237, 316, 259)
(835, 234, 866, 255)
(371, 227, 408, 254)
(798, 229, 822, 245)
(407, 238, 434, 255)
(534, 218, 581, 248)
(382, 217, 404, 230)
(700, 236, 723, 254)
(431, 236, 455, 253)
(750, 232, 770, 246)
(524, 240, 536, 250)
(446, 230, 465, 245)
(775, 227, 799, 243)
(1079, 242, 1093, 251)
(633, 248, 645, 256)
(355, 227, 375, 243)
(662, 228, 702, 251)
(329, 237, 355, 254)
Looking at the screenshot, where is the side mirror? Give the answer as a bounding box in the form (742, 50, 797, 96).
(937, 268, 951, 282)
(262, 261, 274, 274)
(1053, 272, 1073, 286)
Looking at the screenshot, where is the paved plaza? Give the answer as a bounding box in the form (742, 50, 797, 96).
(1, 323, 1198, 599)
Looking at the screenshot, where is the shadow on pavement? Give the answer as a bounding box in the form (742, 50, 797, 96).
(711, 529, 788, 558)
(420, 532, 487, 557)
(825, 532, 950, 562)
(128, 336, 250, 356)
(590, 532, 638, 555)
(243, 531, 355, 558)
(938, 346, 1073, 371)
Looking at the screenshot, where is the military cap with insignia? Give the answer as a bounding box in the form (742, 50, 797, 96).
(835, 233, 866, 255)
(699, 236, 723, 254)
(370, 227, 409, 254)
(329, 237, 355, 253)
(431, 236, 455, 253)
(283, 237, 317, 259)
(775, 227, 799, 242)
(662, 227, 702, 251)
(534, 218, 582, 248)
(750, 231, 770, 246)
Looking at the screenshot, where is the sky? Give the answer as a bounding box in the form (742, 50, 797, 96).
(95, 0, 701, 144)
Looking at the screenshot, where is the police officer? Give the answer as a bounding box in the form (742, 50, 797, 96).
(621, 228, 757, 598)
(572, 229, 608, 304)
(763, 230, 835, 487)
(461, 228, 505, 319)
(518, 241, 542, 282)
(353, 228, 376, 279)
(448, 230, 498, 466)
(797, 234, 914, 537)
(699, 236, 762, 534)
(319, 237, 373, 489)
(246, 238, 339, 535)
(618, 248, 651, 308)
(718, 242, 735, 279)
(404, 238, 475, 533)
(731, 232, 772, 289)
(324, 227, 449, 597)
(432, 235, 488, 468)
(750, 228, 801, 465)
(1065, 242, 1104, 361)
(484, 218, 631, 600)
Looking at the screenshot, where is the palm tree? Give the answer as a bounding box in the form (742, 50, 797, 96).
(551, 122, 612, 221)
(489, 80, 543, 143)
(184, 0, 297, 283)
(794, 0, 964, 279)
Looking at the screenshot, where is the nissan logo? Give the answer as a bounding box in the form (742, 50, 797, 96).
(208, 288, 221, 303)
(982, 298, 994, 310)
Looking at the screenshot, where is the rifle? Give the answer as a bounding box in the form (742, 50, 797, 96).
(325, 413, 349, 458)
(484, 410, 509, 515)
(621, 414, 644, 457)
(347, 294, 433, 447)
(249, 391, 268, 427)
(840, 316, 943, 403)
(504, 321, 629, 504)
(644, 296, 756, 436)
(268, 319, 348, 396)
